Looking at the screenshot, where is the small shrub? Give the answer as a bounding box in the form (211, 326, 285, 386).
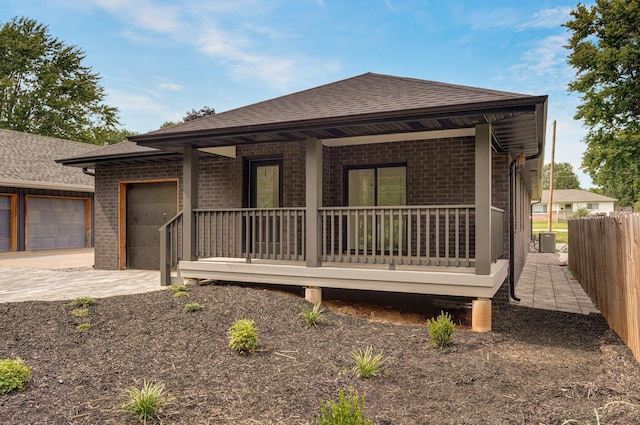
(184, 302, 202, 312)
(168, 284, 186, 293)
(227, 319, 258, 353)
(426, 311, 455, 348)
(122, 380, 171, 423)
(76, 323, 91, 333)
(71, 308, 89, 318)
(300, 303, 325, 327)
(573, 206, 591, 218)
(0, 358, 32, 395)
(68, 297, 95, 308)
(313, 388, 372, 425)
(350, 346, 387, 378)
(172, 291, 188, 299)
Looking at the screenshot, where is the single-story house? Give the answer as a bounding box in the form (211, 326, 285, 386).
(532, 189, 617, 221)
(0, 129, 96, 252)
(59, 73, 547, 329)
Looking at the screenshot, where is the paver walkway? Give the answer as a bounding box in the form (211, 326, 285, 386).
(1, 248, 600, 316)
(0, 248, 163, 303)
(515, 251, 599, 315)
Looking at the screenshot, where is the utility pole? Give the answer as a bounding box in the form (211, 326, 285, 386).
(547, 120, 556, 232)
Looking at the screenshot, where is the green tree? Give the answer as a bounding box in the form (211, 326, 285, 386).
(543, 162, 581, 190)
(0, 16, 119, 144)
(564, 0, 640, 206)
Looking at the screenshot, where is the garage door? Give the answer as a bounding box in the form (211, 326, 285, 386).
(0, 196, 10, 252)
(126, 182, 177, 270)
(27, 197, 88, 250)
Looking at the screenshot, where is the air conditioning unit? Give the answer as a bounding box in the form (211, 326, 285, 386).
(539, 232, 556, 253)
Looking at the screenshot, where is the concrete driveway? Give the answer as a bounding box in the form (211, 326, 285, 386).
(0, 248, 164, 303)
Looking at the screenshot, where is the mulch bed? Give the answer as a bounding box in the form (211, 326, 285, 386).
(1, 283, 639, 424)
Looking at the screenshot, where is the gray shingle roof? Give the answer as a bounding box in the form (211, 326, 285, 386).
(0, 129, 98, 191)
(140, 72, 534, 138)
(541, 189, 617, 203)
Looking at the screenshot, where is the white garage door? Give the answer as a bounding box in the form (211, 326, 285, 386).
(27, 197, 88, 250)
(0, 196, 10, 252)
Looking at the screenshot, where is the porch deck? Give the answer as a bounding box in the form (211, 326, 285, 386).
(178, 257, 509, 299)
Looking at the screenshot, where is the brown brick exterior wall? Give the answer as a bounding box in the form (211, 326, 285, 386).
(325, 137, 476, 206)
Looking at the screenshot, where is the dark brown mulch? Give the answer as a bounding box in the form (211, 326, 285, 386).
(1, 283, 639, 424)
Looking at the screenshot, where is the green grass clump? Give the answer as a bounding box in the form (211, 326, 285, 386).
(426, 311, 455, 348)
(122, 380, 171, 423)
(76, 323, 91, 333)
(172, 291, 188, 299)
(300, 303, 325, 327)
(350, 346, 387, 378)
(68, 296, 95, 308)
(71, 308, 89, 318)
(168, 284, 186, 293)
(227, 319, 258, 353)
(0, 358, 32, 395)
(184, 302, 202, 312)
(313, 388, 372, 425)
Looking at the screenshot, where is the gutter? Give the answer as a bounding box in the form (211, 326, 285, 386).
(82, 168, 96, 177)
(509, 104, 546, 302)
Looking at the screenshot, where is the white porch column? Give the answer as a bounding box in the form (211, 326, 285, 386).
(305, 137, 322, 267)
(183, 146, 199, 261)
(475, 124, 492, 275)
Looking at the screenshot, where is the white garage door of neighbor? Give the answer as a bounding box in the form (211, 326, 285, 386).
(27, 197, 87, 250)
(0, 196, 10, 252)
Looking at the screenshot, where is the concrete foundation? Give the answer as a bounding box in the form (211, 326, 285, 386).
(472, 298, 492, 332)
(305, 286, 322, 304)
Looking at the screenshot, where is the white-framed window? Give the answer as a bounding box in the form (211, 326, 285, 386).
(586, 203, 599, 210)
(532, 204, 547, 213)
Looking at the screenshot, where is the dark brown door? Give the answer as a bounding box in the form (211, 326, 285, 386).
(126, 182, 177, 270)
(246, 160, 282, 255)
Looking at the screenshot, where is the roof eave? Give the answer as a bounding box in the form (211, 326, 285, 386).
(130, 96, 548, 147)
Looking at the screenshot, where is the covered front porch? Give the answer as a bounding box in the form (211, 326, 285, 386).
(160, 125, 507, 310)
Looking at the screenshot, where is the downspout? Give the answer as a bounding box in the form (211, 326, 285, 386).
(82, 168, 95, 177)
(509, 148, 543, 302)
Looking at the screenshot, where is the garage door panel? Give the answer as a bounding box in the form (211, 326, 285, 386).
(27, 197, 88, 251)
(0, 196, 10, 252)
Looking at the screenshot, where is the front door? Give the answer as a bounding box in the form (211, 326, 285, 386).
(347, 165, 407, 254)
(247, 159, 282, 256)
(125, 182, 177, 269)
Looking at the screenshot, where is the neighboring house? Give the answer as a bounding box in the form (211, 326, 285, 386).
(532, 189, 617, 221)
(59, 73, 547, 329)
(0, 129, 96, 252)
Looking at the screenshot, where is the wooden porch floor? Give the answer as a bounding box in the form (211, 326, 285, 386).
(177, 257, 508, 299)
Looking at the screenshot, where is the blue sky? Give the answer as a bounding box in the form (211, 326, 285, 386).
(2, 0, 592, 186)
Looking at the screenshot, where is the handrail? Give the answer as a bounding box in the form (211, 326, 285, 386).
(160, 211, 183, 286)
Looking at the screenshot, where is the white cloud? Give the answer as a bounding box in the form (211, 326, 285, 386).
(465, 6, 572, 31)
(517, 7, 573, 30)
(157, 81, 184, 91)
(88, 0, 181, 33)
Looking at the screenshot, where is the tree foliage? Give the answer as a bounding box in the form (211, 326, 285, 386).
(183, 106, 215, 122)
(543, 162, 581, 190)
(564, 0, 640, 206)
(0, 17, 119, 144)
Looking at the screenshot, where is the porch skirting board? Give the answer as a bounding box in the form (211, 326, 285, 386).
(178, 259, 508, 299)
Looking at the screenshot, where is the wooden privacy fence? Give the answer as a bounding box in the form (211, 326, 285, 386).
(568, 214, 640, 363)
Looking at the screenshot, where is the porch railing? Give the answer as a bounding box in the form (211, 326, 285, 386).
(319, 206, 475, 267)
(163, 205, 506, 278)
(159, 211, 183, 286)
(491, 207, 505, 262)
(193, 208, 306, 261)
